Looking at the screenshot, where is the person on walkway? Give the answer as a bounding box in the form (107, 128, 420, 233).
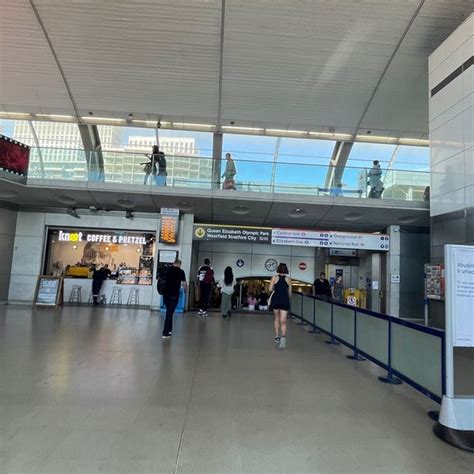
(368, 160, 384, 198)
(154, 150, 167, 186)
(197, 258, 214, 316)
(269, 262, 292, 350)
(313, 272, 331, 301)
(331, 274, 344, 303)
(92, 264, 109, 305)
(218, 266, 236, 318)
(142, 145, 158, 185)
(162, 259, 187, 339)
(222, 153, 237, 190)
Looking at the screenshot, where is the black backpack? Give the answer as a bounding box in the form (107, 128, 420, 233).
(157, 278, 166, 295)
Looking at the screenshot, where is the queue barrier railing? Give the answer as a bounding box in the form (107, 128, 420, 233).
(291, 292, 445, 403)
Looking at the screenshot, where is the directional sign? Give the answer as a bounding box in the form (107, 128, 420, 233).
(272, 228, 390, 251)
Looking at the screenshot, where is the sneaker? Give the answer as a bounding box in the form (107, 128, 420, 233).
(222, 314, 227, 318)
(162, 333, 171, 339)
(274, 336, 280, 343)
(203, 311, 208, 317)
(279, 337, 286, 350)
(198, 309, 203, 316)
(227, 311, 231, 317)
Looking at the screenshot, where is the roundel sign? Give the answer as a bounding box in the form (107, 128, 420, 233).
(298, 262, 307, 271)
(236, 259, 245, 268)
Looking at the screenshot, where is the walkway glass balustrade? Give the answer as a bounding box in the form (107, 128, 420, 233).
(26, 147, 430, 202)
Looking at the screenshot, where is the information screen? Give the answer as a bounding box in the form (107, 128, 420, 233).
(159, 208, 179, 244)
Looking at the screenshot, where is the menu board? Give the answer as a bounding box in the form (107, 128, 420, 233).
(425, 263, 445, 300)
(34, 276, 62, 306)
(160, 208, 179, 244)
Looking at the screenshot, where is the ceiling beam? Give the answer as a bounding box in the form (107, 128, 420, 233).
(29, 0, 81, 120)
(324, 141, 353, 188)
(353, 0, 425, 136)
(216, 0, 226, 130)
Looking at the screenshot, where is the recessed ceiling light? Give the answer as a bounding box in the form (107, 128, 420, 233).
(399, 216, 417, 224)
(117, 198, 135, 209)
(0, 191, 18, 199)
(177, 201, 193, 211)
(56, 194, 77, 205)
(232, 205, 250, 215)
(344, 212, 363, 221)
(288, 208, 306, 218)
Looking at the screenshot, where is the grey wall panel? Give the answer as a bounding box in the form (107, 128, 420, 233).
(0, 208, 18, 302)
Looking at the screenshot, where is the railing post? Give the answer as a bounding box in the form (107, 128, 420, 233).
(378, 318, 402, 385)
(325, 302, 340, 345)
(297, 294, 306, 326)
(308, 298, 320, 334)
(347, 309, 365, 361)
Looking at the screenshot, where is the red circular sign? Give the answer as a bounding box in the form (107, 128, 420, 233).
(298, 262, 307, 271)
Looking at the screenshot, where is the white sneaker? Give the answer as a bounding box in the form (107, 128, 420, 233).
(279, 337, 286, 350)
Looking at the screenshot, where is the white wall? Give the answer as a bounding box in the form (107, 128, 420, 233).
(429, 14, 474, 216)
(8, 211, 194, 307)
(0, 207, 17, 302)
(196, 241, 316, 284)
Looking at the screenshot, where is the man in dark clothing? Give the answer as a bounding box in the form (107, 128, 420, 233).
(92, 264, 110, 305)
(197, 258, 214, 316)
(313, 272, 331, 301)
(162, 259, 187, 339)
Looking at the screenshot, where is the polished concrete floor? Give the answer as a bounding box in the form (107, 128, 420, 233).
(0, 306, 472, 474)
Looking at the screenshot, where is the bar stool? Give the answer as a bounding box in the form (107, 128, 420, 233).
(69, 285, 82, 304)
(109, 287, 122, 305)
(88, 291, 106, 305)
(127, 288, 140, 306)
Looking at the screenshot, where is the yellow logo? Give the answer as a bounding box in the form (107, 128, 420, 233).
(195, 227, 206, 239)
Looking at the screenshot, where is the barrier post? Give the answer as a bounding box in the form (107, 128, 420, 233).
(378, 318, 402, 385)
(325, 302, 340, 345)
(347, 308, 365, 361)
(297, 295, 306, 326)
(308, 298, 320, 334)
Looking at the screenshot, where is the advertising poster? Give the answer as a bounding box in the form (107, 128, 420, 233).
(425, 263, 445, 300)
(446, 246, 474, 347)
(0, 135, 30, 176)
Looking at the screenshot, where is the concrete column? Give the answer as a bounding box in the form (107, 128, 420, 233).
(212, 132, 223, 190)
(386, 225, 401, 317)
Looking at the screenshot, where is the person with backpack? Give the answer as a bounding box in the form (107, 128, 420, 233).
(197, 258, 214, 316)
(161, 259, 187, 339)
(217, 266, 236, 318)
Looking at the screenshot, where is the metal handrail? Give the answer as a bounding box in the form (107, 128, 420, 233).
(292, 291, 445, 403)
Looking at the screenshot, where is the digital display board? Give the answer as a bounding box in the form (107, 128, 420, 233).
(160, 208, 179, 244)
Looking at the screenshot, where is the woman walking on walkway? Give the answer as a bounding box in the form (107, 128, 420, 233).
(269, 263, 292, 349)
(218, 266, 236, 318)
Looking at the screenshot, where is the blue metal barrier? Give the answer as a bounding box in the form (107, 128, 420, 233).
(292, 292, 445, 404)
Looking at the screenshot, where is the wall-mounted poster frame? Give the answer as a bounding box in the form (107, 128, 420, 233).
(34, 276, 63, 307)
